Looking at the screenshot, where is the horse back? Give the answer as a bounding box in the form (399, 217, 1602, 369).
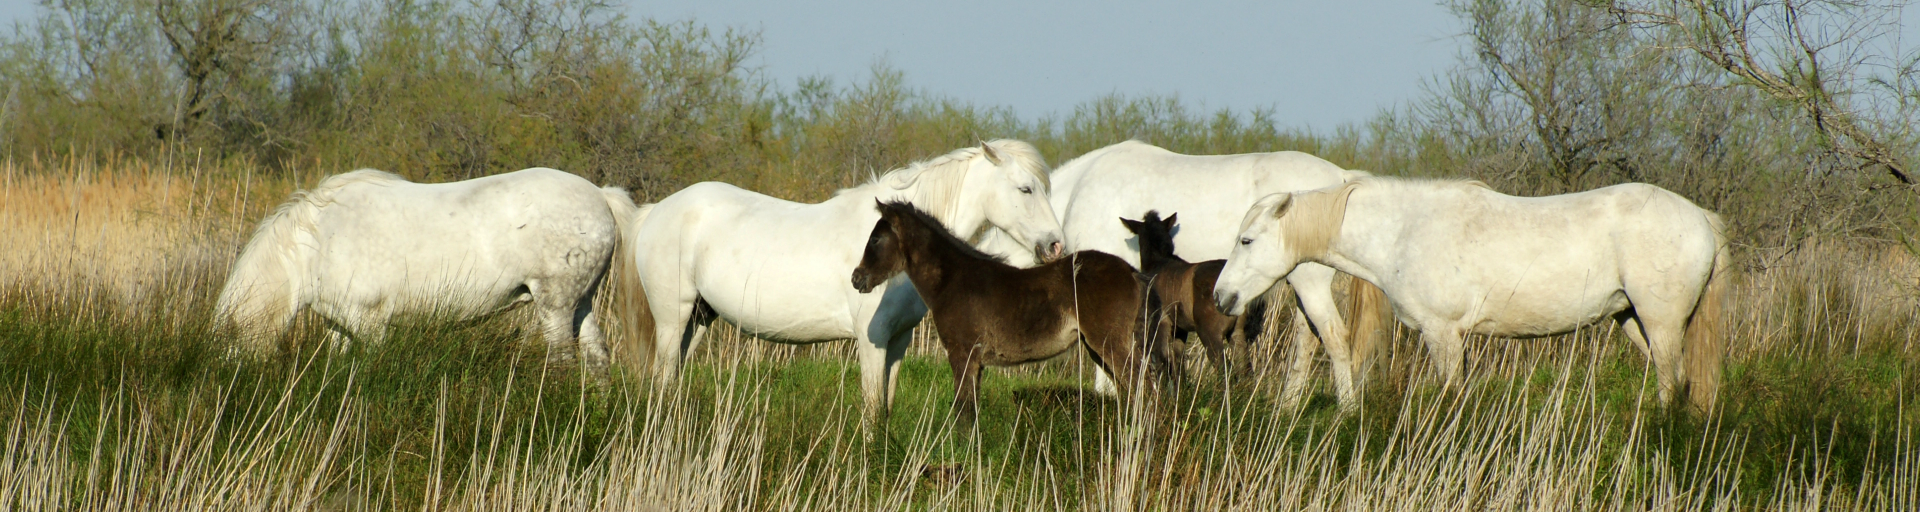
(309, 169, 617, 309)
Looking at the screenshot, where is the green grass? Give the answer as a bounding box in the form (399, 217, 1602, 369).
(2, 275, 1914, 511)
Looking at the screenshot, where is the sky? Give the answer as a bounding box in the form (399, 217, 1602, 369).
(0, 0, 1464, 131)
(635, 0, 1464, 130)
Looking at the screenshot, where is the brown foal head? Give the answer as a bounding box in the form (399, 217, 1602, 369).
(851, 204, 908, 293)
(1120, 210, 1180, 273)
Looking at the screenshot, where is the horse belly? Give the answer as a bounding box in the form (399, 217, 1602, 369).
(697, 275, 858, 343)
(978, 323, 1080, 367)
(1468, 288, 1630, 338)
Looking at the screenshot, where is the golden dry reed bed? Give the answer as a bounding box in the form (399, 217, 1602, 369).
(2, 157, 1917, 511)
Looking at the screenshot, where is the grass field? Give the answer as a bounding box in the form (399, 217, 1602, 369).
(2, 158, 1917, 511)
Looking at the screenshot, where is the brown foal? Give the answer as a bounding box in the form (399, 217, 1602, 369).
(851, 200, 1157, 425)
(1122, 211, 1268, 382)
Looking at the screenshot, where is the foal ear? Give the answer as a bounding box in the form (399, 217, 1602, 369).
(980, 142, 1003, 166)
(1163, 212, 1178, 228)
(1120, 217, 1144, 235)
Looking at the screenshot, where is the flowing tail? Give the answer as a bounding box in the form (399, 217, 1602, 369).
(1685, 214, 1731, 414)
(1341, 273, 1392, 392)
(599, 188, 657, 375)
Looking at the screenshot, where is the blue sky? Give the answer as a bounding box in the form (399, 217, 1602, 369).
(0, 0, 1464, 130)
(8, 1, 1914, 131)
(638, 0, 1462, 130)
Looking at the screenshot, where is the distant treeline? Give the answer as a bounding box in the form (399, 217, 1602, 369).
(2, 0, 1915, 252)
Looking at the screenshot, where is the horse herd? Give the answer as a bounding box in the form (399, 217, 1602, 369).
(213, 139, 1727, 425)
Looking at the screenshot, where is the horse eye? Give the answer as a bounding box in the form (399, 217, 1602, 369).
(1240, 237, 1253, 246)
(1017, 185, 1033, 195)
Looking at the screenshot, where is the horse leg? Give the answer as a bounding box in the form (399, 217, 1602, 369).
(324, 326, 353, 353)
(859, 282, 927, 430)
(1224, 298, 1266, 381)
(1290, 265, 1359, 410)
(536, 303, 582, 369)
(1280, 306, 1320, 407)
(679, 300, 716, 360)
(1632, 312, 1690, 407)
(1197, 321, 1231, 382)
(648, 290, 700, 381)
(948, 347, 984, 429)
(574, 300, 611, 384)
(1617, 315, 1653, 361)
(1231, 299, 1268, 380)
(1421, 328, 1467, 390)
(1091, 366, 1119, 396)
(327, 302, 388, 353)
(1153, 311, 1188, 384)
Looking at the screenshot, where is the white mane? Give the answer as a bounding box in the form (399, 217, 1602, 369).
(1267, 177, 1490, 256)
(838, 139, 1049, 223)
(215, 169, 408, 345)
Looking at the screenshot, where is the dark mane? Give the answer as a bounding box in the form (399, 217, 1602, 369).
(877, 200, 1007, 264)
(1137, 210, 1175, 257)
(1131, 210, 1181, 274)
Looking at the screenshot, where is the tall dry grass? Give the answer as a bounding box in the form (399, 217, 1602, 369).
(0, 157, 1915, 510)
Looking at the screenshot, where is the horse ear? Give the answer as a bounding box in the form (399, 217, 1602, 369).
(1163, 212, 1178, 228)
(980, 142, 1003, 166)
(1120, 217, 1144, 234)
(1270, 194, 1295, 218)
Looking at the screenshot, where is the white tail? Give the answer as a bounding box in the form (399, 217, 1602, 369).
(1684, 212, 1731, 414)
(598, 190, 656, 375)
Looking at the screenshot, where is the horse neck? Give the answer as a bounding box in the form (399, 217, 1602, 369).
(215, 202, 313, 333)
(1137, 238, 1181, 274)
(897, 217, 1002, 296)
(1310, 186, 1398, 287)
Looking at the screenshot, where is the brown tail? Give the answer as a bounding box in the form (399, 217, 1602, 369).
(1341, 273, 1392, 390)
(600, 189, 657, 375)
(1684, 216, 1731, 414)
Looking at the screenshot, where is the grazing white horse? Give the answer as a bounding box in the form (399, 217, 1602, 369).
(1213, 177, 1728, 411)
(621, 140, 1064, 421)
(215, 168, 640, 372)
(978, 140, 1390, 407)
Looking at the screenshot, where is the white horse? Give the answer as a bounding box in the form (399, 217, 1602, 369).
(979, 140, 1391, 407)
(1213, 177, 1728, 411)
(621, 141, 1064, 420)
(214, 168, 640, 373)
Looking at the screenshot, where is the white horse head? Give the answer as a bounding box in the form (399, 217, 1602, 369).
(1214, 184, 1357, 315)
(883, 139, 1064, 262)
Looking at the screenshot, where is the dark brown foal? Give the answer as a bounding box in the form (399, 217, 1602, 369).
(852, 200, 1156, 425)
(1122, 211, 1268, 382)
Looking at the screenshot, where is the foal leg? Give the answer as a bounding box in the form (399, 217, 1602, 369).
(948, 347, 985, 429)
(1224, 299, 1268, 382)
(1091, 366, 1120, 396)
